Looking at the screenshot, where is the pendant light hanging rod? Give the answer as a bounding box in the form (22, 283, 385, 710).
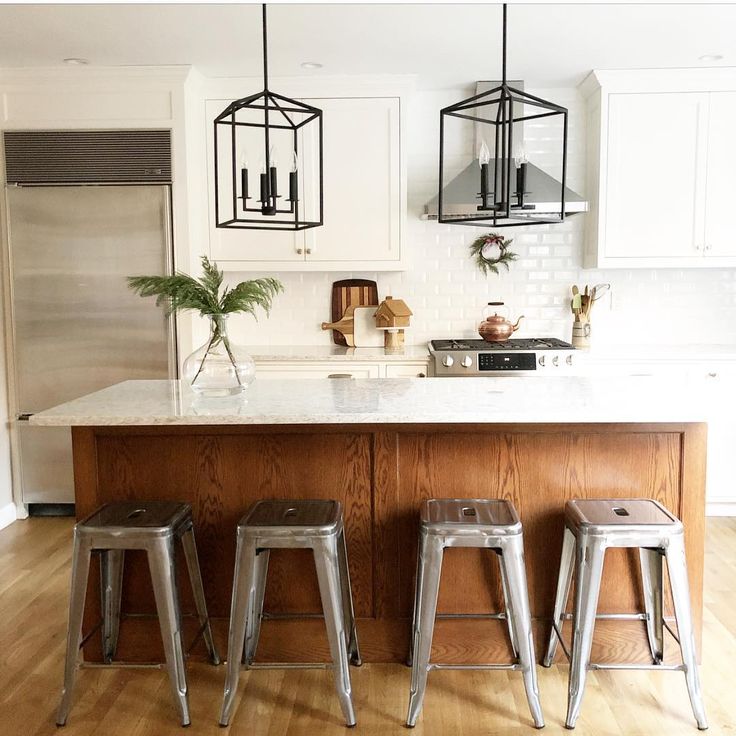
(261, 3, 269, 93)
(502, 3, 507, 86)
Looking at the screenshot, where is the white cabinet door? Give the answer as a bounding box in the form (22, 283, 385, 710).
(302, 97, 401, 263)
(603, 92, 708, 260)
(704, 92, 736, 258)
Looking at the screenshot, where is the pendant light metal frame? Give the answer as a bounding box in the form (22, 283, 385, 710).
(438, 4, 569, 227)
(214, 4, 324, 231)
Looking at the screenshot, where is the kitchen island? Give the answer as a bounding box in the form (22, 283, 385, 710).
(31, 377, 707, 666)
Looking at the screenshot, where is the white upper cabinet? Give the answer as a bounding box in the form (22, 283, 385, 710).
(582, 69, 736, 268)
(204, 83, 406, 271)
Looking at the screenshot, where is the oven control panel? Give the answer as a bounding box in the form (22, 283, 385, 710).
(478, 352, 537, 371)
(429, 346, 577, 376)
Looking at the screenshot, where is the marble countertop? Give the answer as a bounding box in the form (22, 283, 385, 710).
(29, 376, 709, 427)
(249, 345, 430, 362)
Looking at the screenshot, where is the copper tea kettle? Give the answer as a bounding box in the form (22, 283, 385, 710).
(478, 302, 524, 342)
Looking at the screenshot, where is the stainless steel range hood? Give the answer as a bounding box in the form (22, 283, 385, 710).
(423, 158, 588, 220)
(424, 81, 588, 223)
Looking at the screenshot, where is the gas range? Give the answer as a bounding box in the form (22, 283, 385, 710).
(429, 338, 576, 377)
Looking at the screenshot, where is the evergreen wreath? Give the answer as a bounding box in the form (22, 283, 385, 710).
(469, 233, 518, 276)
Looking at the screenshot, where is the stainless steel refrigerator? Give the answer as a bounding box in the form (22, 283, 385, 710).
(3, 130, 177, 506)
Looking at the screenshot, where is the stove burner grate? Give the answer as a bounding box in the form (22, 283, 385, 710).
(431, 338, 574, 352)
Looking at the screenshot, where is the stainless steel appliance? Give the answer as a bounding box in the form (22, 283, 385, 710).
(429, 338, 576, 377)
(3, 129, 176, 506)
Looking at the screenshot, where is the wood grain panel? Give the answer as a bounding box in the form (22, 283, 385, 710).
(71, 423, 705, 664)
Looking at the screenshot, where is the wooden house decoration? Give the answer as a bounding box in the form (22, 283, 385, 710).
(374, 296, 412, 349)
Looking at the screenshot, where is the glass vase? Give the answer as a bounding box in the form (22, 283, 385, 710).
(183, 314, 256, 397)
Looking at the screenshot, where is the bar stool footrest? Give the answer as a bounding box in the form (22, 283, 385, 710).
(428, 663, 522, 671)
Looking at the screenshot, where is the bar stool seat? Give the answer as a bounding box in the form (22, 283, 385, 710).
(56, 501, 220, 727)
(543, 498, 708, 730)
(219, 499, 361, 728)
(406, 498, 544, 729)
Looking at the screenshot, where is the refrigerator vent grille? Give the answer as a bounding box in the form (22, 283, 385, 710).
(3, 130, 172, 184)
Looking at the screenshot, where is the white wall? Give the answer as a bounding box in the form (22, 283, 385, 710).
(213, 84, 736, 350)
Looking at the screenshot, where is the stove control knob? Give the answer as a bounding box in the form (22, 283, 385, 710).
(442, 355, 454, 368)
(552, 355, 559, 367)
(538, 355, 546, 367)
(461, 355, 473, 368)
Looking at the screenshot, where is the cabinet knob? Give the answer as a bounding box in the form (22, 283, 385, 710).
(704, 244, 712, 252)
(328, 373, 354, 379)
(707, 372, 718, 378)
(418, 372, 426, 378)
(694, 244, 702, 251)
(296, 248, 303, 254)
(305, 248, 312, 255)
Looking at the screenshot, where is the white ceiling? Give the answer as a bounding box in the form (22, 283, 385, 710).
(0, 3, 734, 87)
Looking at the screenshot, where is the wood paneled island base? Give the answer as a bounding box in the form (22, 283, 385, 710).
(71, 422, 705, 666)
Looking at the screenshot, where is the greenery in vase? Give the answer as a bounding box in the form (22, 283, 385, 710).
(128, 255, 283, 385)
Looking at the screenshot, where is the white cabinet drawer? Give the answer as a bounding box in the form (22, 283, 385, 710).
(255, 362, 381, 380)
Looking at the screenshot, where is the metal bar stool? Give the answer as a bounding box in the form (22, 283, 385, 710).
(56, 501, 220, 727)
(219, 499, 361, 728)
(406, 498, 544, 729)
(542, 498, 707, 730)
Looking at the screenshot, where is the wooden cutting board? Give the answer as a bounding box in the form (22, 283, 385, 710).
(330, 279, 378, 346)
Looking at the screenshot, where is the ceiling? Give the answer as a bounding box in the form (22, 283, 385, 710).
(0, 3, 734, 87)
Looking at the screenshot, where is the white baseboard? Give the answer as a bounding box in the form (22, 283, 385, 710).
(706, 501, 736, 517)
(0, 502, 17, 530)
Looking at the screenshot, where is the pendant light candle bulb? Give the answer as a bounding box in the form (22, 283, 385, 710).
(268, 146, 278, 198)
(478, 140, 491, 200)
(514, 146, 529, 168)
(289, 150, 299, 202)
(239, 152, 249, 201)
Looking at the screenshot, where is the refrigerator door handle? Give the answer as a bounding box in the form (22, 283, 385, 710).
(17, 413, 33, 422)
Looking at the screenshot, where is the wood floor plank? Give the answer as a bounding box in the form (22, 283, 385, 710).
(0, 516, 732, 734)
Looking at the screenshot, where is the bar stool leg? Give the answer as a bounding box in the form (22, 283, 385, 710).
(56, 534, 92, 727)
(566, 537, 606, 730)
(498, 552, 519, 659)
(500, 536, 545, 729)
(543, 525, 576, 668)
(243, 548, 270, 665)
(220, 533, 258, 727)
(313, 535, 357, 727)
(100, 549, 125, 663)
(638, 547, 664, 665)
(406, 535, 425, 669)
(406, 532, 444, 728)
(665, 535, 708, 730)
(147, 537, 190, 727)
(180, 525, 220, 666)
(337, 528, 362, 666)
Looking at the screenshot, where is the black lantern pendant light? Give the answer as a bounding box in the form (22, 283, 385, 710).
(438, 4, 569, 227)
(214, 4, 323, 231)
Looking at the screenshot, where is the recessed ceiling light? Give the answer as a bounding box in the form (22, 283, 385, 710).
(63, 57, 89, 65)
(698, 54, 724, 62)
(300, 62, 323, 70)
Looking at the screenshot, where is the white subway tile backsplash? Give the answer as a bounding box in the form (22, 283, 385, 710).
(219, 86, 736, 350)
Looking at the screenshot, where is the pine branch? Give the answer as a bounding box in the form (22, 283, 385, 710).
(127, 255, 284, 319)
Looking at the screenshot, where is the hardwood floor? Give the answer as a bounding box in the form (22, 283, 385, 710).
(0, 516, 734, 735)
